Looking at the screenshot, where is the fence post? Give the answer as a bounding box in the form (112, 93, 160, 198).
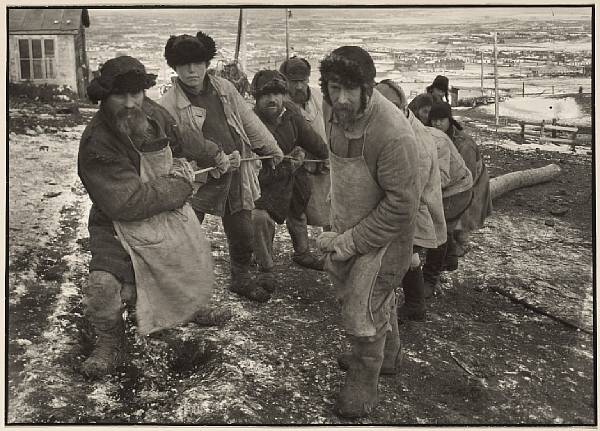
(540, 120, 545, 142)
(520, 122, 525, 144)
(552, 118, 557, 139)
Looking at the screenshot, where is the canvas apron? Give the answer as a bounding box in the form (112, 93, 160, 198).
(325, 127, 391, 337)
(113, 143, 214, 335)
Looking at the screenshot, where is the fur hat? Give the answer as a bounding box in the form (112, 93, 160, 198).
(164, 32, 217, 69)
(279, 56, 311, 80)
(319, 46, 376, 107)
(86, 56, 156, 103)
(250, 70, 288, 98)
(426, 75, 450, 99)
(429, 101, 462, 131)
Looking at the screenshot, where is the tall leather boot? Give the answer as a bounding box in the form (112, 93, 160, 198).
(398, 267, 426, 321)
(423, 243, 447, 298)
(81, 316, 126, 379)
(335, 334, 386, 418)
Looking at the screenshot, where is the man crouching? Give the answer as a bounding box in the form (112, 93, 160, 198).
(78, 56, 231, 379)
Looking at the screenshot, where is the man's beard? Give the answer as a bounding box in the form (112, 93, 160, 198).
(115, 107, 149, 139)
(332, 102, 358, 129)
(290, 88, 308, 105)
(258, 102, 283, 123)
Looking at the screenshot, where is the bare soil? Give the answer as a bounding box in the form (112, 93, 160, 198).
(6, 99, 595, 425)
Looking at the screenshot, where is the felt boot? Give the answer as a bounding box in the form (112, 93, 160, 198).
(191, 305, 233, 327)
(229, 265, 271, 303)
(81, 316, 126, 379)
(381, 301, 403, 373)
(423, 243, 447, 298)
(335, 335, 386, 418)
(443, 232, 459, 272)
(398, 267, 427, 321)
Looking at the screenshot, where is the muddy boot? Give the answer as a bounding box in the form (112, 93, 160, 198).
(423, 243, 446, 298)
(229, 265, 271, 303)
(335, 335, 386, 418)
(398, 268, 427, 322)
(292, 251, 325, 271)
(191, 305, 233, 327)
(81, 317, 126, 379)
(256, 271, 278, 294)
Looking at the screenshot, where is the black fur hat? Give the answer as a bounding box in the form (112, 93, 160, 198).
(250, 70, 288, 98)
(279, 56, 311, 80)
(164, 32, 217, 69)
(319, 46, 376, 107)
(429, 101, 462, 131)
(86, 56, 156, 103)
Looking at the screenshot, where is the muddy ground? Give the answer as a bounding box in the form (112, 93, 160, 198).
(6, 98, 595, 425)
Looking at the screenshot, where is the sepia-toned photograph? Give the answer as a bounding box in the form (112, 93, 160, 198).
(5, 3, 595, 426)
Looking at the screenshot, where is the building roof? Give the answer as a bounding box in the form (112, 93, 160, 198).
(9, 8, 89, 34)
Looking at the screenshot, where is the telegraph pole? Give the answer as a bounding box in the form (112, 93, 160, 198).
(285, 8, 290, 60)
(234, 8, 247, 72)
(480, 51, 484, 96)
(493, 32, 499, 126)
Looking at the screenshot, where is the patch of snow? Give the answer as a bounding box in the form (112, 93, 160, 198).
(479, 96, 590, 127)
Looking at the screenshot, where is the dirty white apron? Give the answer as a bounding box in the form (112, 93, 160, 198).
(113, 143, 214, 335)
(325, 126, 392, 337)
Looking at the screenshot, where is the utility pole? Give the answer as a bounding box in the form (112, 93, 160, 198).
(285, 8, 290, 60)
(234, 8, 247, 72)
(493, 31, 499, 126)
(480, 51, 484, 96)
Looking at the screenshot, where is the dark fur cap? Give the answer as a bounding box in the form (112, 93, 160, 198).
(250, 70, 288, 98)
(164, 32, 217, 69)
(279, 56, 311, 80)
(86, 56, 156, 103)
(319, 46, 376, 107)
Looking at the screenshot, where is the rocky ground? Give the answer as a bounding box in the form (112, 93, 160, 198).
(6, 96, 595, 425)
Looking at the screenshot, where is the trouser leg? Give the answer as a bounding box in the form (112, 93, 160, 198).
(286, 212, 324, 270)
(252, 209, 276, 272)
(398, 266, 426, 321)
(423, 242, 447, 298)
(222, 209, 254, 272)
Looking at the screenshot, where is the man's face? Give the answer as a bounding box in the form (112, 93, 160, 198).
(256, 92, 284, 122)
(431, 117, 451, 133)
(417, 105, 431, 125)
(288, 78, 309, 105)
(431, 87, 445, 100)
(327, 80, 362, 128)
(175, 61, 208, 89)
(105, 90, 147, 137)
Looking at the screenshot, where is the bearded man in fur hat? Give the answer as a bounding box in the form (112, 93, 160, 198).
(317, 46, 420, 418)
(249, 70, 328, 293)
(78, 56, 233, 379)
(159, 32, 284, 303)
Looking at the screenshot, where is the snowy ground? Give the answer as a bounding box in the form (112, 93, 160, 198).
(6, 104, 595, 425)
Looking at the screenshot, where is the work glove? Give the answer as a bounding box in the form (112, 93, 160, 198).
(316, 231, 339, 253)
(410, 252, 421, 270)
(210, 150, 231, 179)
(287, 147, 306, 173)
(330, 229, 357, 262)
(228, 150, 241, 170)
(169, 158, 196, 186)
(317, 158, 330, 174)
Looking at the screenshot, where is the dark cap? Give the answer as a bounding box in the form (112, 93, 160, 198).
(407, 93, 434, 115)
(250, 70, 288, 98)
(427, 75, 449, 94)
(86, 56, 156, 103)
(279, 56, 311, 80)
(164, 31, 217, 68)
(319, 45, 376, 88)
(429, 101, 462, 130)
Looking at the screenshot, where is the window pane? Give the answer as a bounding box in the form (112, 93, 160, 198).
(44, 39, 54, 57)
(20, 60, 30, 79)
(31, 39, 42, 59)
(46, 59, 55, 78)
(32, 59, 43, 79)
(18, 39, 30, 59)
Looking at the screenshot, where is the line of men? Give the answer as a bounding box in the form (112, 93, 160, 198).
(77, 31, 491, 418)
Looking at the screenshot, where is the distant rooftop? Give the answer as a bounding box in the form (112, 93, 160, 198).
(8, 8, 90, 34)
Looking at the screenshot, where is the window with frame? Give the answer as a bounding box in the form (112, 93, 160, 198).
(18, 38, 56, 80)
